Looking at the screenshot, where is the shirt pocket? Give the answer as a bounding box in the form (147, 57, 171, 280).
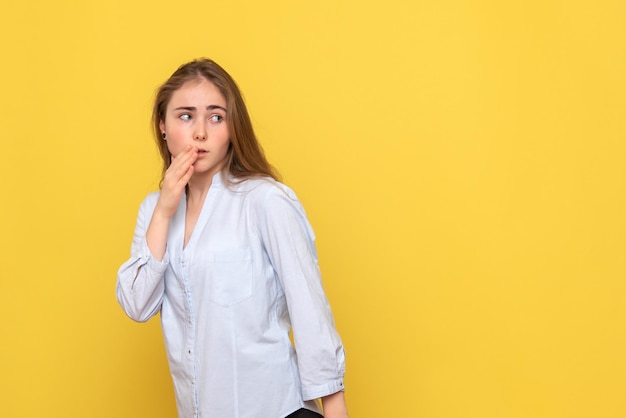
(207, 249, 253, 307)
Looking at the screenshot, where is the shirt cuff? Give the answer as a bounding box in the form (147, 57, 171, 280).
(302, 378, 345, 401)
(145, 251, 169, 272)
(139, 238, 170, 270)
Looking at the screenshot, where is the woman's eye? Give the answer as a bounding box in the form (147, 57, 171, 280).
(209, 114, 223, 123)
(179, 114, 191, 121)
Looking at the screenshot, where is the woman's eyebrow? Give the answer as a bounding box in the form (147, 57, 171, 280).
(207, 105, 226, 112)
(173, 105, 226, 112)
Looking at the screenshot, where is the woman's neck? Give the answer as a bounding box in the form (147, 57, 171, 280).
(186, 172, 216, 205)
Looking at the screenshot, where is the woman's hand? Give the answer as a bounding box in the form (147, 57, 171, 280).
(146, 145, 198, 260)
(155, 145, 198, 219)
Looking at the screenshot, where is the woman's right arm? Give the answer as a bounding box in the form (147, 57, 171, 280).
(116, 145, 197, 322)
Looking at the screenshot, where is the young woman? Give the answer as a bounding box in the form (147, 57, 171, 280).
(116, 59, 348, 418)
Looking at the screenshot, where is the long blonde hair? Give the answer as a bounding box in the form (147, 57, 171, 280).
(152, 58, 280, 185)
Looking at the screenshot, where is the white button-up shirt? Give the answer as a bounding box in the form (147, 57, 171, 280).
(116, 174, 345, 418)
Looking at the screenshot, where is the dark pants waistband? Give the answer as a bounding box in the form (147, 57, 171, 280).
(285, 408, 324, 418)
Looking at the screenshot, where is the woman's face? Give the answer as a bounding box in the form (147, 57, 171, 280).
(160, 78, 230, 180)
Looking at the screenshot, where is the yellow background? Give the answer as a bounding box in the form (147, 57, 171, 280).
(1, 1, 624, 417)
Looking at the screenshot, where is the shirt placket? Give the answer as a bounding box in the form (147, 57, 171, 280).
(180, 254, 200, 417)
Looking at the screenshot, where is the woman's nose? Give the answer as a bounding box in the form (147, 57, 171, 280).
(194, 124, 207, 141)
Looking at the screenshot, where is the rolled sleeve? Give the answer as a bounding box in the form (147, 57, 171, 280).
(116, 194, 168, 322)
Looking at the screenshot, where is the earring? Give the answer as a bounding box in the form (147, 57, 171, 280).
(161, 132, 167, 140)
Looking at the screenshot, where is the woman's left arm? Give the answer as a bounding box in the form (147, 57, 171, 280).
(255, 183, 347, 404)
(322, 391, 349, 418)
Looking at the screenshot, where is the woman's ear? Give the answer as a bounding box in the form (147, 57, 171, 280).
(159, 121, 167, 140)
